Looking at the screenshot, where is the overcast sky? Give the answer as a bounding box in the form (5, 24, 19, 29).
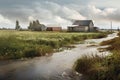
(0, 0, 120, 29)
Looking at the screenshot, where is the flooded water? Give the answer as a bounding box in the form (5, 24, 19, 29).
(0, 33, 118, 80)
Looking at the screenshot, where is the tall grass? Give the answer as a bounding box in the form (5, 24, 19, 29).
(0, 36, 54, 59)
(0, 30, 108, 60)
(74, 53, 120, 80)
(100, 32, 120, 52)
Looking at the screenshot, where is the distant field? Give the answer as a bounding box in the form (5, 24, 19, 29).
(0, 30, 101, 40)
(0, 30, 108, 60)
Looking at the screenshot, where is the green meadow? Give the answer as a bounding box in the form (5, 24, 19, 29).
(0, 30, 107, 60)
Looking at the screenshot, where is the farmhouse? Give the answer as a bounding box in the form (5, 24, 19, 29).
(68, 20, 94, 32)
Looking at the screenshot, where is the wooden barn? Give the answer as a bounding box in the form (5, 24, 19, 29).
(46, 27, 62, 31)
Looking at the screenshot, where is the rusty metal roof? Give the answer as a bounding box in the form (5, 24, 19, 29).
(73, 20, 93, 26)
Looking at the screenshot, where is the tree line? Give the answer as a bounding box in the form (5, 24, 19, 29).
(15, 20, 46, 31)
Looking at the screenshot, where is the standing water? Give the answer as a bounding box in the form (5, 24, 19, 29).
(0, 33, 118, 80)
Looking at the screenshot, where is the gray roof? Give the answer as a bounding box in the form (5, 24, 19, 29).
(73, 20, 93, 26)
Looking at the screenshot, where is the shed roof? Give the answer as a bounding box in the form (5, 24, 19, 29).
(73, 20, 93, 26)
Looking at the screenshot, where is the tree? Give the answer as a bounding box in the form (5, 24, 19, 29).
(28, 20, 46, 31)
(28, 22, 33, 29)
(36, 20, 40, 25)
(15, 20, 21, 30)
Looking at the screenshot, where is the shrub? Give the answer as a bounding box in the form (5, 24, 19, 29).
(24, 48, 39, 58)
(74, 54, 120, 80)
(74, 55, 104, 74)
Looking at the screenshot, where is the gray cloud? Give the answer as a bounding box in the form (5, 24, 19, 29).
(0, 0, 120, 28)
(0, 0, 87, 28)
(86, 5, 120, 22)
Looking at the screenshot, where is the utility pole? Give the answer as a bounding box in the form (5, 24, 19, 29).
(111, 21, 112, 32)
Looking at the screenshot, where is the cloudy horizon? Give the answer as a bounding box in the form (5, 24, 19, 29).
(0, 0, 120, 29)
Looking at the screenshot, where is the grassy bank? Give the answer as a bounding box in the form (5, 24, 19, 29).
(74, 32, 120, 80)
(100, 32, 120, 53)
(0, 30, 108, 60)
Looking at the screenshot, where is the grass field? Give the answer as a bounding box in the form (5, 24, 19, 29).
(0, 30, 108, 60)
